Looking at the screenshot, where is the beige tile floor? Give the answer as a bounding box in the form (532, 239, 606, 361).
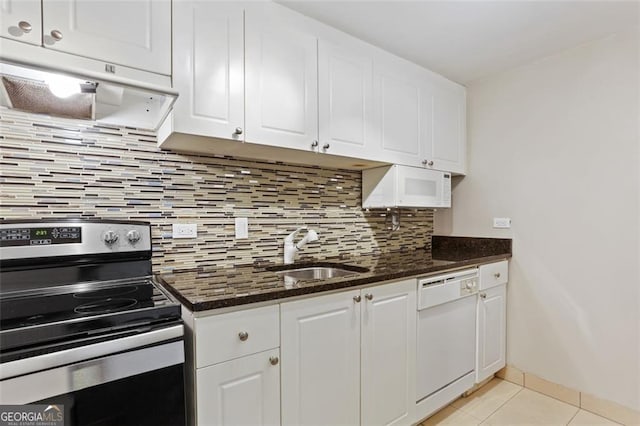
(417, 378, 621, 426)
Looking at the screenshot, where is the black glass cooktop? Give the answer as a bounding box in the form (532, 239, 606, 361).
(0, 278, 181, 362)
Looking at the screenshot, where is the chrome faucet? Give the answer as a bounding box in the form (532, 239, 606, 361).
(283, 226, 319, 264)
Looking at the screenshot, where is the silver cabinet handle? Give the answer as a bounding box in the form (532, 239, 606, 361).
(322, 143, 330, 150)
(234, 127, 243, 135)
(238, 331, 249, 341)
(422, 159, 434, 166)
(311, 140, 318, 148)
(18, 21, 32, 33)
(480, 292, 487, 299)
(364, 294, 373, 301)
(494, 272, 501, 278)
(353, 295, 361, 303)
(50, 30, 63, 41)
(269, 356, 279, 366)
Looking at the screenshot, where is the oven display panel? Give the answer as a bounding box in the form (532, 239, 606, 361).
(0, 227, 82, 247)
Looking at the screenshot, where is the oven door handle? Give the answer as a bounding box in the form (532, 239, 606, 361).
(0, 339, 184, 405)
(0, 324, 183, 381)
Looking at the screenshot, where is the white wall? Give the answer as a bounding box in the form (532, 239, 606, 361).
(436, 28, 640, 410)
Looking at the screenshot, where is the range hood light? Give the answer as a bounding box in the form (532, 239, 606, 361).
(46, 74, 82, 98)
(0, 61, 177, 129)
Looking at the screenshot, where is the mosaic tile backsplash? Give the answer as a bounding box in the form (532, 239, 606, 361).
(0, 109, 434, 272)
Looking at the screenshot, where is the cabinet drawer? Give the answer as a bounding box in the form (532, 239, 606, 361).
(195, 304, 279, 368)
(479, 261, 508, 290)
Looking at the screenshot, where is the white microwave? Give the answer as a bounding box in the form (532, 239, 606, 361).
(362, 165, 451, 208)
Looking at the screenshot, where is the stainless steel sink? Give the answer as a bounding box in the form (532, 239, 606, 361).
(267, 263, 369, 281)
(275, 267, 357, 280)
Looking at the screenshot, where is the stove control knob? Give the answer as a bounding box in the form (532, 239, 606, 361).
(103, 230, 119, 245)
(126, 230, 141, 244)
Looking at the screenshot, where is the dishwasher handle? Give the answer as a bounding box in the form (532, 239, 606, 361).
(419, 268, 478, 287)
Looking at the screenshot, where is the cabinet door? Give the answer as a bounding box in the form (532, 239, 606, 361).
(281, 290, 360, 426)
(172, 1, 244, 141)
(318, 39, 378, 159)
(476, 284, 507, 383)
(0, 0, 41, 46)
(374, 58, 432, 168)
(196, 349, 280, 426)
(42, 0, 171, 75)
(245, 6, 318, 151)
(361, 279, 416, 426)
(422, 81, 467, 174)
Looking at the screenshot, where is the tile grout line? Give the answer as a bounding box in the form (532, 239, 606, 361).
(457, 380, 525, 424)
(525, 387, 582, 410)
(507, 367, 636, 425)
(565, 408, 580, 425)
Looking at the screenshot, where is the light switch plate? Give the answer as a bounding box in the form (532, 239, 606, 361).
(172, 223, 197, 238)
(235, 217, 248, 239)
(493, 218, 511, 229)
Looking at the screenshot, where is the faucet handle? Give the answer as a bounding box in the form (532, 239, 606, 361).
(306, 229, 318, 243)
(285, 226, 308, 243)
(296, 229, 319, 248)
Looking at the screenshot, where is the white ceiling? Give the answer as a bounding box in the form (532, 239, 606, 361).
(277, 1, 639, 84)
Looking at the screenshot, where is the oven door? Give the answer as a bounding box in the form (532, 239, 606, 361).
(0, 331, 185, 426)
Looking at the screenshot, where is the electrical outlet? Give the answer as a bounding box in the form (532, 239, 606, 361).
(493, 218, 511, 229)
(172, 223, 197, 239)
(235, 217, 248, 239)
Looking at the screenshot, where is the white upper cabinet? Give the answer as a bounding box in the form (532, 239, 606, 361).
(160, 1, 465, 173)
(245, 4, 318, 152)
(374, 58, 426, 168)
(423, 79, 467, 175)
(374, 56, 467, 175)
(41, 0, 171, 75)
(0, 0, 41, 46)
(172, 1, 244, 140)
(318, 39, 379, 160)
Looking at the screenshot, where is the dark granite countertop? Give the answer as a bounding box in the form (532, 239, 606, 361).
(156, 236, 512, 312)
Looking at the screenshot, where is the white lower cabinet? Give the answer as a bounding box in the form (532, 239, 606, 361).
(476, 284, 507, 383)
(476, 261, 508, 383)
(281, 289, 361, 426)
(191, 305, 280, 426)
(281, 279, 416, 426)
(361, 280, 417, 426)
(187, 263, 509, 425)
(196, 349, 281, 426)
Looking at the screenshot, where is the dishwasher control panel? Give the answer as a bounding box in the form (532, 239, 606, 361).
(460, 276, 478, 295)
(417, 268, 479, 310)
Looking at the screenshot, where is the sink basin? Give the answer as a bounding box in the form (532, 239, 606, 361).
(267, 263, 369, 281)
(276, 267, 356, 280)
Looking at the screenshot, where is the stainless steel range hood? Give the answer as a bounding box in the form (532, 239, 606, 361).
(0, 61, 177, 130)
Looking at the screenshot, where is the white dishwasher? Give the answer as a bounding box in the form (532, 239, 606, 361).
(416, 268, 478, 418)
